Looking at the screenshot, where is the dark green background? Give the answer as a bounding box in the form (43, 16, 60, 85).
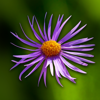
(0, 0, 100, 100)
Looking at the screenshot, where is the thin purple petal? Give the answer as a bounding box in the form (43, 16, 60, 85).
(24, 55, 45, 66)
(48, 14, 53, 40)
(20, 23, 41, 46)
(10, 58, 26, 70)
(60, 59, 70, 76)
(63, 51, 94, 57)
(52, 15, 64, 40)
(55, 57, 78, 83)
(38, 59, 47, 86)
(61, 52, 88, 66)
(43, 12, 48, 41)
(55, 71, 63, 87)
(46, 57, 53, 76)
(19, 64, 32, 81)
(60, 59, 76, 84)
(53, 57, 66, 77)
(60, 56, 86, 74)
(25, 59, 44, 78)
(12, 54, 40, 64)
(19, 55, 44, 81)
(62, 44, 95, 48)
(34, 16, 45, 40)
(52, 14, 60, 39)
(28, 16, 44, 43)
(11, 32, 39, 48)
(58, 21, 81, 44)
(53, 15, 72, 41)
(44, 67, 47, 87)
(61, 47, 94, 51)
(58, 24, 87, 44)
(73, 55, 95, 63)
(49, 62, 53, 76)
(13, 51, 41, 58)
(53, 57, 62, 78)
(62, 37, 93, 46)
(11, 42, 40, 51)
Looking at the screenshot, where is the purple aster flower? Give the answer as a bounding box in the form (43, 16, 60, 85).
(11, 12, 95, 87)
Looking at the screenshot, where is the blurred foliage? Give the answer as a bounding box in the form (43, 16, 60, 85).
(0, 0, 100, 100)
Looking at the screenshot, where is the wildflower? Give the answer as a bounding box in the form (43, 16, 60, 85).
(11, 12, 95, 87)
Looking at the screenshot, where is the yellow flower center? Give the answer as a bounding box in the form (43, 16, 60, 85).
(41, 40, 61, 57)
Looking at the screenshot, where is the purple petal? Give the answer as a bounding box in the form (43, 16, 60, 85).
(76, 44, 95, 48)
(19, 23, 41, 46)
(58, 24, 87, 44)
(62, 44, 95, 48)
(61, 47, 94, 51)
(10, 58, 26, 70)
(60, 60, 76, 84)
(62, 37, 93, 46)
(27, 16, 44, 43)
(44, 67, 47, 87)
(13, 51, 41, 58)
(60, 59, 70, 76)
(38, 59, 47, 86)
(12, 54, 40, 64)
(68, 21, 81, 35)
(54, 57, 77, 83)
(24, 55, 45, 66)
(58, 21, 81, 44)
(60, 56, 86, 74)
(53, 15, 72, 41)
(63, 51, 94, 57)
(61, 52, 88, 66)
(11, 57, 45, 82)
(60, 58, 76, 81)
(19, 64, 32, 81)
(46, 57, 53, 76)
(25, 59, 44, 78)
(53, 57, 66, 77)
(11, 42, 40, 51)
(19, 55, 44, 81)
(48, 14, 53, 40)
(43, 12, 48, 41)
(49, 62, 53, 76)
(73, 56, 95, 63)
(52, 14, 60, 38)
(52, 15, 64, 40)
(55, 71, 63, 87)
(53, 57, 62, 78)
(11, 32, 39, 48)
(34, 16, 45, 40)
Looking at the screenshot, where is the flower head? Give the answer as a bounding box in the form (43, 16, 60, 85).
(11, 12, 95, 87)
(41, 40, 61, 57)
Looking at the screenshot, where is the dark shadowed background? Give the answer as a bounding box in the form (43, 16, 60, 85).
(0, 0, 100, 100)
